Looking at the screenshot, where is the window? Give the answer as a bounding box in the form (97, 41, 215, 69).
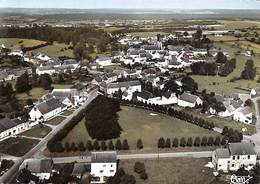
(231, 164, 235, 167)
(100, 170, 103, 173)
(218, 165, 221, 167)
(233, 156, 236, 160)
(103, 165, 106, 167)
(248, 155, 250, 159)
(110, 170, 114, 173)
(237, 156, 240, 160)
(111, 164, 113, 167)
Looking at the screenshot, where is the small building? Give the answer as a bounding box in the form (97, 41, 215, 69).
(19, 158, 54, 181)
(212, 142, 257, 172)
(233, 106, 252, 124)
(0, 118, 29, 141)
(72, 163, 89, 179)
(96, 57, 112, 67)
(29, 98, 66, 122)
(250, 87, 260, 98)
(91, 151, 117, 184)
(177, 92, 203, 108)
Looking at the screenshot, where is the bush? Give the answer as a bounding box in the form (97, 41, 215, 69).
(78, 142, 86, 152)
(108, 140, 115, 150)
(172, 138, 178, 147)
(158, 137, 165, 148)
(86, 140, 93, 151)
(122, 139, 130, 150)
(187, 137, 193, 147)
(165, 138, 171, 148)
(180, 137, 186, 147)
(115, 140, 122, 150)
(137, 139, 143, 149)
(140, 171, 148, 180)
(194, 137, 201, 147)
(101, 141, 107, 151)
(93, 140, 100, 150)
(134, 162, 145, 174)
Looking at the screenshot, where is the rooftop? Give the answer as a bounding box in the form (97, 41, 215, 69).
(91, 151, 117, 163)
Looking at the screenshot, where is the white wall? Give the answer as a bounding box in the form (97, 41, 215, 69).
(91, 163, 117, 183)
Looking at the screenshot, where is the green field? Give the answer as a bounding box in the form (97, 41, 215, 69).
(51, 106, 220, 156)
(0, 137, 39, 157)
(119, 158, 226, 184)
(0, 38, 46, 49)
(129, 31, 168, 38)
(16, 87, 47, 102)
(33, 42, 73, 57)
(20, 125, 52, 138)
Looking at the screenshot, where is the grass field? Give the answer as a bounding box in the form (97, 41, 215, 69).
(20, 125, 51, 138)
(219, 20, 260, 29)
(59, 106, 220, 153)
(129, 31, 167, 38)
(0, 137, 39, 157)
(119, 158, 226, 184)
(0, 38, 46, 49)
(16, 87, 47, 102)
(52, 84, 74, 89)
(33, 42, 73, 57)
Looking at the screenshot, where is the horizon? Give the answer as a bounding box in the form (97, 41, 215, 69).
(0, 0, 260, 10)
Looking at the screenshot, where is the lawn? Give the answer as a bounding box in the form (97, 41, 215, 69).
(16, 87, 47, 102)
(20, 125, 51, 138)
(219, 20, 260, 29)
(33, 42, 73, 57)
(60, 106, 220, 153)
(52, 84, 73, 89)
(45, 116, 66, 126)
(0, 137, 39, 157)
(0, 38, 46, 49)
(129, 31, 167, 38)
(119, 158, 226, 184)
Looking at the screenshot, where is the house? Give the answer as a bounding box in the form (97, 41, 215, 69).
(91, 151, 117, 184)
(72, 163, 89, 179)
(17, 168, 39, 184)
(63, 59, 80, 69)
(101, 80, 141, 95)
(9, 50, 23, 57)
(19, 158, 54, 181)
(96, 57, 112, 67)
(136, 90, 154, 104)
(177, 92, 203, 108)
(0, 118, 29, 141)
(29, 98, 66, 122)
(212, 142, 257, 172)
(233, 106, 252, 124)
(250, 87, 260, 98)
(104, 73, 118, 83)
(36, 66, 56, 75)
(36, 53, 50, 61)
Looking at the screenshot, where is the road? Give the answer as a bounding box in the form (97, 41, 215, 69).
(0, 89, 98, 184)
(52, 151, 213, 164)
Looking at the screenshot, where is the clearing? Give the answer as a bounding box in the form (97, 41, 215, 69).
(0, 38, 46, 49)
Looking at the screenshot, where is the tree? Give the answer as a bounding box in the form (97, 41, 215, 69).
(65, 142, 70, 152)
(122, 139, 129, 150)
(172, 138, 179, 147)
(222, 126, 229, 135)
(165, 138, 171, 148)
(108, 140, 115, 150)
(73, 42, 89, 60)
(181, 76, 198, 93)
(101, 141, 107, 151)
(241, 60, 256, 80)
(115, 140, 122, 150)
(70, 142, 78, 152)
(208, 136, 214, 146)
(194, 137, 201, 147)
(187, 137, 193, 147)
(201, 136, 207, 146)
(216, 52, 227, 63)
(137, 139, 143, 149)
(214, 136, 221, 146)
(39, 73, 52, 90)
(15, 72, 31, 93)
(180, 137, 186, 147)
(244, 99, 253, 107)
(78, 142, 85, 152)
(86, 140, 93, 151)
(93, 140, 100, 150)
(158, 137, 165, 148)
(134, 162, 145, 174)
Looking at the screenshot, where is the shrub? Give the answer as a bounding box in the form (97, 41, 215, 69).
(108, 140, 115, 150)
(115, 140, 122, 150)
(140, 171, 148, 180)
(137, 139, 143, 149)
(134, 162, 145, 174)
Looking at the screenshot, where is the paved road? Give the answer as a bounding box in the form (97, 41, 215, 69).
(52, 151, 213, 164)
(0, 89, 98, 183)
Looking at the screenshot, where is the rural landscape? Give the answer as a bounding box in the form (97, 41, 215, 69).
(1, 0, 260, 184)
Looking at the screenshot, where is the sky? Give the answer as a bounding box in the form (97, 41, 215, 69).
(0, 0, 260, 9)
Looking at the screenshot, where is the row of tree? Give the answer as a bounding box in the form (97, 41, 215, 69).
(241, 59, 256, 80)
(219, 58, 236, 77)
(157, 136, 224, 148)
(190, 62, 217, 76)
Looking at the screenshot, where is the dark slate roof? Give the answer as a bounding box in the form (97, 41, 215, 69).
(163, 91, 172, 99)
(137, 90, 154, 100)
(228, 142, 256, 155)
(72, 163, 88, 176)
(71, 83, 85, 91)
(91, 151, 117, 163)
(20, 159, 53, 173)
(35, 98, 64, 115)
(107, 80, 141, 89)
(179, 92, 200, 104)
(215, 148, 230, 158)
(0, 118, 23, 133)
(230, 99, 243, 109)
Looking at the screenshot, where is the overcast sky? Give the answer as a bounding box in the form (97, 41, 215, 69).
(0, 0, 260, 9)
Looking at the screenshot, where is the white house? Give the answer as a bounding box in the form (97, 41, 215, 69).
(91, 151, 117, 184)
(233, 106, 253, 124)
(0, 118, 29, 141)
(19, 158, 54, 181)
(9, 50, 23, 57)
(212, 142, 257, 172)
(36, 53, 51, 61)
(36, 66, 56, 75)
(250, 87, 260, 98)
(177, 92, 203, 108)
(101, 80, 141, 96)
(96, 57, 112, 67)
(29, 98, 66, 122)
